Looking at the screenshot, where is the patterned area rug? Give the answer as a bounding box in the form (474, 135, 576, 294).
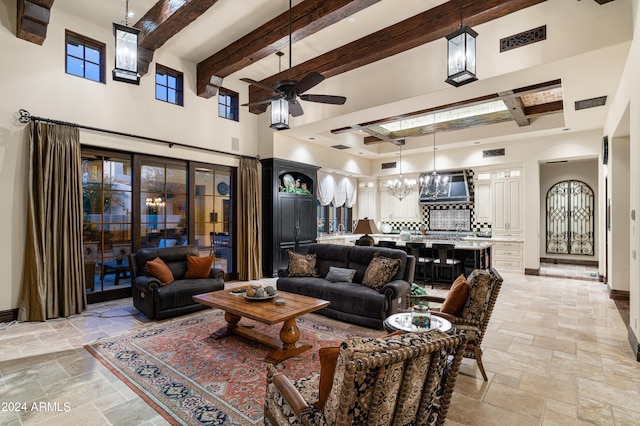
(85, 311, 379, 425)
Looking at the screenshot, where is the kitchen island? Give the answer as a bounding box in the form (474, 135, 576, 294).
(316, 234, 492, 275)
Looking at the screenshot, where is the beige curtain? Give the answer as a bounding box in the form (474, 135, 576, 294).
(18, 122, 86, 321)
(237, 157, 262, 280)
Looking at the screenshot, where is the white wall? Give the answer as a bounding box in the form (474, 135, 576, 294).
(0, 4, 261, 312)
(539, 159, 599, 261)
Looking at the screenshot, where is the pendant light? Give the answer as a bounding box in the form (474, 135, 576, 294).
(387, 144, 416, 201)
(113, 0, 140, 84)
(270, 51, 289, 130)
(420, 131, 450, 199)
(445, 1, 478, 87)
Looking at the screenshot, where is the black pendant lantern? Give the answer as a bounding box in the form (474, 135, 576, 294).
(270, 98, 290, 130)
(445, 4, 478, 87)
(113, 1, 140, 85)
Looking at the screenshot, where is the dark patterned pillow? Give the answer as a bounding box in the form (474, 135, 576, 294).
(362, 253, 401, 291)
(287, 250, 319, 277)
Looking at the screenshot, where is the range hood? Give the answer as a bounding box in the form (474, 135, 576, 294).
(419, 170, 471, 205)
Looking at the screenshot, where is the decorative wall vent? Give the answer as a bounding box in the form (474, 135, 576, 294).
(500, 25, 546, 53)
(575, 96, 607, 111)
(482, 148, 505, 158)
(331, 144, 350, 150)
(381, 162, 396, 170)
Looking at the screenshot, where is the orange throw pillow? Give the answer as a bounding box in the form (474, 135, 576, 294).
(440, 274, 469, 316)
(313, 331, 402, 410)
(146, 257, 174, 286)
(185, 255, 214, 279)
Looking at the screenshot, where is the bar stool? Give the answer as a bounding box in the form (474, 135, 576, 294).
(378, 240, 397, 248)
(405, 242, 432, 284)
(431, 243, 462, 287)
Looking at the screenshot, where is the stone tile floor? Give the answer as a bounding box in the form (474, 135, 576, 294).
(1, 273, 639, 425)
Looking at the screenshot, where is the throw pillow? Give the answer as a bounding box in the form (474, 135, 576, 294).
(286, 250, 319, 277)
(325, 266, 357, 283)
(440, 274, 469, 316)
(185, 254, 214, 279)
(313, 331, 402, 410)
(146, 257, 174, 286)
(362, 253, 401, 291)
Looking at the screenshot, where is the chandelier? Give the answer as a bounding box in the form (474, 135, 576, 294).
(387, 145, 416, 201)
(420, 132, 450, 199)
(145, 197, 165, 208)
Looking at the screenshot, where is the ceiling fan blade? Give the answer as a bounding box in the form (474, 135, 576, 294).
(289, 99, 304, 117)
(241, 97, 278, 107)
(295, 72, 325, 94)
(240, 77, 277, 94)
(299, 94, 347, 105)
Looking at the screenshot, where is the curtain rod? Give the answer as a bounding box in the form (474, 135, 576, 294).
(18, 109, 258, 161)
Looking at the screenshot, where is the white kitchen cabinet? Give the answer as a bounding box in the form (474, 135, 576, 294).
(491, 241, 524, 272)
(357, 182, 376, 220)
(378, 184, 420, 223)
(492, 168, 523, 236)
(474, 172, 492, 223)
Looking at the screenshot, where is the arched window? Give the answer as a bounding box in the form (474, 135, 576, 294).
(546, 180, 594, 255)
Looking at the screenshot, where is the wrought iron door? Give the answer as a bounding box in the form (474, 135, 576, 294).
(546, 180, 594, 255)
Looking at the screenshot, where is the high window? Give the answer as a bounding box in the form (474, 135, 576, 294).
(155, 64, 184, 106)
(218, 88, 239, 121)
(65, 30, 106, 83)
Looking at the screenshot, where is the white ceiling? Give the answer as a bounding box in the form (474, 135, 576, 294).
(52, 0, 633, 159)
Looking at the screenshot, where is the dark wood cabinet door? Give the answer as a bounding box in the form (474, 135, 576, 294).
(296, 196, 317, 245)
(279, 195, 297, 246)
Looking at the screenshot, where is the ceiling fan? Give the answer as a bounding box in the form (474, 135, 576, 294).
(240, 0, 346, 118)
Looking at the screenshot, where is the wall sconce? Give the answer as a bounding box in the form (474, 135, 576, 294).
(113, 1, 140, 84)
(445, 4, 478, 87)
(270, 98, 290, 130)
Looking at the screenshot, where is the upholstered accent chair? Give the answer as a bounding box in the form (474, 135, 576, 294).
(413, 267, 503, 381)
(264, 330, 467, 426)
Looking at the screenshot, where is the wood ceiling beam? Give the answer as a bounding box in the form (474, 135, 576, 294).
(17, 0, 54, 45)
(524, 100, 564, 117)
(248, 0, 548, 113)
(499, 91, 530, 127)
(363, 136, 384, 144)
(196, 0, 382, 98)
(134, 0, 221, 76)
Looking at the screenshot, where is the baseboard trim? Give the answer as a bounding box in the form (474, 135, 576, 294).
(524, 268, 540, 276)
(0, 308, 19, 323)
(610, 289, 630, 301)
(539, 257, 598, 267)
(628, 326, 640, 362)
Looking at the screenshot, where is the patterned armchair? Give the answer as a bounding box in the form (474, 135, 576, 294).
(429, 267, 503, 381)
(264, 330, 467, 426)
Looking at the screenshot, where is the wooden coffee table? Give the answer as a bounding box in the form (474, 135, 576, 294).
(193, 286, 330, 364)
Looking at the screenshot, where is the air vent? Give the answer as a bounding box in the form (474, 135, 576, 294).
(331, 144, 350, 150)
(575, 96, 607, 111)
(381, 162, 396, 170)
(500, 25, 546, 53)
(483, 148, 505, 158)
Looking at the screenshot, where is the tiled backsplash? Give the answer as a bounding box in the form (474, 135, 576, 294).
(429, 209, 471, 231)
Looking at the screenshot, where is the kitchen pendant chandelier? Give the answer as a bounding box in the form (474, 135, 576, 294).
(420, 131, 450, 199)
(387, 144, 416, 201)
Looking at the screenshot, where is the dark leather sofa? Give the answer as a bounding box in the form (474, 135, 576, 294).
(130, 245, 225, 319)
(277, 243, 415, 329)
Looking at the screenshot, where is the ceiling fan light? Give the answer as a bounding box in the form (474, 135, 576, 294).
(270, 98, 290, 130)
(445, 24, 478, 87)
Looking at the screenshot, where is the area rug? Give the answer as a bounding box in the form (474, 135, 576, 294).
(85, 311, 380, 425)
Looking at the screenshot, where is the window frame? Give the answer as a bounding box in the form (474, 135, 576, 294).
(65, 30, 106, 83)
(155, 64, 184, 106)
(218, 88, 239, 121)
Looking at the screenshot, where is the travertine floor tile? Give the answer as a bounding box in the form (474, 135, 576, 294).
(0, 270, 637, 425)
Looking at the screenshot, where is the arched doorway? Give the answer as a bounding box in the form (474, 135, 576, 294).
(546, 180, 594, 255)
